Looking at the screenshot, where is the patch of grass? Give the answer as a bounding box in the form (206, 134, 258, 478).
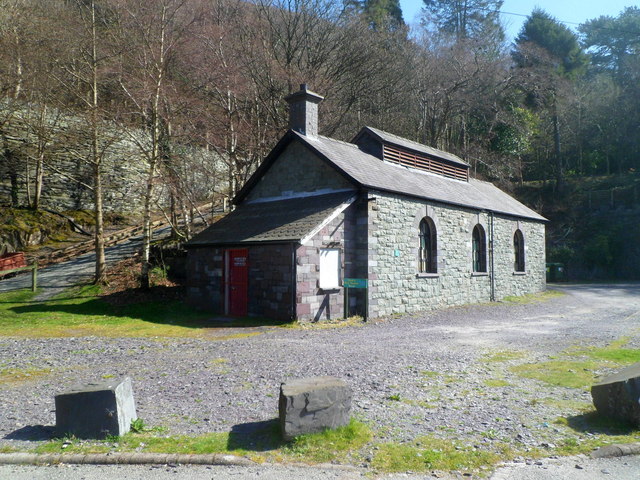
(0, 446, 18, 453)
(0, 367, 52, 384)
(0, 288, 39, 304)
(32, 419, 372, 466)
(400, 397, 439, 409)
(511, 360, 599, 389)
(283, 419, 372, 463)
(586, 347, 640, 365)
(387, 394, 402, 401)
(533, 397, 592, 412)
(502, 290, 564, 304)
(0, 286, 271, 339)
(372, 436, 506, 473)
(483, 350, 527, 363)
(484, 379, 511, 388)
(295, 316, 366, 330)
(421, 370, 439, 378)
(123, 432, 233, 455)
(35, 439, 111, 455)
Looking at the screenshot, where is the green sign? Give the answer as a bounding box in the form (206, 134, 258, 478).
(343, 278, 367, 288)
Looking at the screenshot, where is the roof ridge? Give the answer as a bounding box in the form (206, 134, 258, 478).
(311, 133, 360, 149)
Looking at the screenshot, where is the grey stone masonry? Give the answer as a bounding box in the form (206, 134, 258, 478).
(279, 376, 352, 441)
(367, 190, 545, 318)
(55, 377, 137, 439)
(592, 363, 640, 427)
(186, 247, 224, 312)
(245, 142, 354, 202)
(295, 198, 367, 321)
(285, 84, 324, 137)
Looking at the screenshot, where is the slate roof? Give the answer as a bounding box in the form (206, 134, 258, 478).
(187, 191, 355, 247)
(354, 126, 469, 168)
(294, 132, 546, 222)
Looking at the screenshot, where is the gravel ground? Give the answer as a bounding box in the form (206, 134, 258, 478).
(2, 283, 640, 458)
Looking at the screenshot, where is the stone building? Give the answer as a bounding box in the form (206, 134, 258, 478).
(185, 85, 546, 321)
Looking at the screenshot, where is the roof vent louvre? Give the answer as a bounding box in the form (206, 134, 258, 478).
(383, 145, 469, 181)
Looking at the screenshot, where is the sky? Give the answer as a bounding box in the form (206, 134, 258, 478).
(399, 0, 636, 41)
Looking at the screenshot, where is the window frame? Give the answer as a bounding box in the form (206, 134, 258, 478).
(418, 217, 437, 274)
(514, 229, 525, 272)
(472, 224, 487, 273)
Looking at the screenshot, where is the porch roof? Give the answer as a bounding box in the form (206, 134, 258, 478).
(186, 191, 355, 247)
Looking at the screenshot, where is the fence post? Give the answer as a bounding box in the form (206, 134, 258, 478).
(31, 263, 38, 292)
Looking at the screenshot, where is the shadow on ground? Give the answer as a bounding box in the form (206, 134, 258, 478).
(565, 411, 638, 436)
(4, 425, 56, 442)
(227, 419, 286, 452)
(4, 285, 293, 330)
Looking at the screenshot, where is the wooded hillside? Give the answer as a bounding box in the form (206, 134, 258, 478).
(1, 0, 639, 281)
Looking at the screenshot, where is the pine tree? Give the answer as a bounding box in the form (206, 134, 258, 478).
(422, 0, 504, 42)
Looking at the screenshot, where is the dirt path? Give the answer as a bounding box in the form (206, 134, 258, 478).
(0, 226, 171, 300)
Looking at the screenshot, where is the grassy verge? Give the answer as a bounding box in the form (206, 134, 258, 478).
(30, 421, 513, 474)
(371, 437, 509, 474)
(0, 286, 288, 338)
(502, 289, 565, 304)
(33, 419, 372, 466)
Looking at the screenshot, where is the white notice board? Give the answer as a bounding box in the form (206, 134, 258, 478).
(319, 248, 340, 289)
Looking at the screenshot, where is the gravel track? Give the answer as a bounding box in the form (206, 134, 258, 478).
(2, 283, 640, 458)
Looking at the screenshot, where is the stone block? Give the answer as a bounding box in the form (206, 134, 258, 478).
(55, 377, 137, 439)
(279, 376, 351, 441)
(592, 364, 640, 426)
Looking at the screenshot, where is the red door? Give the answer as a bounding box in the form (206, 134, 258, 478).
(227, 249, 248, 316)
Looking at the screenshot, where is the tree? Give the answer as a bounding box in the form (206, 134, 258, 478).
(51, 0, 120, 284)
(579, 7, 640, 174)
(114, 0, 196, 288)
(579, 7, 640, 79)
(515, 8, 588, 77)
(362, 0, 404, 31)
(0, 0, 71, 209)
(422, 0, 504, 43)
(513, 9, 588, 189)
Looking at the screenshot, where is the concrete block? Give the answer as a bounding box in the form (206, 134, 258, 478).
(279, 376, 351, 441)
(55, 377, 137, 439)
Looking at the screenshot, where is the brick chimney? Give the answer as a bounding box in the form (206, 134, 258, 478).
(285, 84, 324, 137)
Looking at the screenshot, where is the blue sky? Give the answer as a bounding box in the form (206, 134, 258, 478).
(400, 0, 636, 41)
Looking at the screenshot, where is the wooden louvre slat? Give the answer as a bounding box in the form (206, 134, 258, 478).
(383, 145, 468, 181)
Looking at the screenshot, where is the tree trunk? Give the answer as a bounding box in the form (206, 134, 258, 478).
(552, 97, 564, 192)
(140, 157, 157, 289)
(90, 0, 106, 284)
(33, 154, 44, 210)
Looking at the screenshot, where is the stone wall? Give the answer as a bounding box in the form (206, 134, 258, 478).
(246, 142, 353, 202)
(186, 244, 294, 320)
(248, 244, 294, 320)
(367, 190, 546, 318)
(185, 246, 224, 311)
(0, 106, 225, 213)
(294, 198, 367, 321)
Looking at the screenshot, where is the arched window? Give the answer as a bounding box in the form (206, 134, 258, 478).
(419, 217, 437, 273)
(514, 229, 525, 272)
(472, 224, 487, 273)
